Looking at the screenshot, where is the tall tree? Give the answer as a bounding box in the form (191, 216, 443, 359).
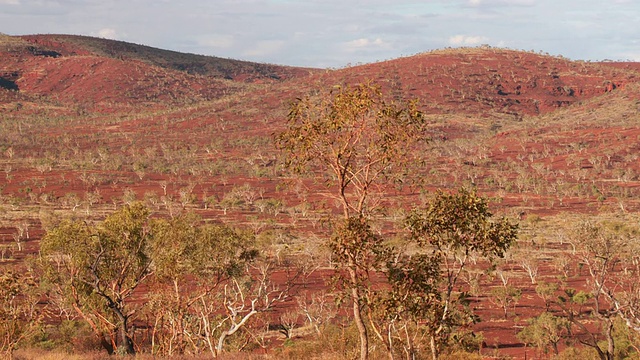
(399, 189, 518, 360)
(276, 82, 426, 360)
(276, 82, 426, 219)
(39, 202, 153, 355)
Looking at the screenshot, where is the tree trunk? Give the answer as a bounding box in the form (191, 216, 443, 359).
(430, 335, 437, 360)
(118, 320, 135, 355)
(605, 320, 615, 360)
(71, 301, 114, 354)
(349, 267, 369, 360)
(215, 309, 258, 356)
(100, 336, 115, 355)
(404, 325, 415, 360)
(111, 306, 135, 355)
(173, 280, 186, 354)
(216, 331, 228, 357)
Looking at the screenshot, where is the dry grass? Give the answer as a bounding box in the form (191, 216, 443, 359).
(11, 349, 355, 360)
(12, 349, 110, 360)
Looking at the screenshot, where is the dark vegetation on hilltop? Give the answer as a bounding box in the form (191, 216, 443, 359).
(20, 34, 318, 81)
(2, 34, 640, 359)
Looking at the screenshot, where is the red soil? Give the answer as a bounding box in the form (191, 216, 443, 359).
(2, 34, 640, 359)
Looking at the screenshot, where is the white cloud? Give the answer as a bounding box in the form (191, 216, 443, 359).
(0, 0, 636, 67)
(243, 39, 285, 57)
(468, 0, 535, 7)
(94, 28, 118, 40)
(342, 38, 391, 52)
(198, 34, 234, 49)
(448, 34, 489, 46)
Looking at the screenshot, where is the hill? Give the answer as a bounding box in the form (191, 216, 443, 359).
(0, 34, 318, 108)
(2, 33, 640, 215)
(318, 47, 638, 116)
(19, 34, 316, 81)
(2, 33, 640, 359)
(3, 35, 637, 117)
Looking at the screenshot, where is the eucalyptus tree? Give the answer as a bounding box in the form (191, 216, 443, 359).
(276, 82, 427, 360)
(148, 212, 264, 357)
(398, 189, 518, 359)
(39, 203, 153, 355)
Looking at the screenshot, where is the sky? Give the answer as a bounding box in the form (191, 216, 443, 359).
(1, 0, 638, 68)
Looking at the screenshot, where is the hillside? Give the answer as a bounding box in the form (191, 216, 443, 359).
(2, 33, 640, 225)
(321, 47, 638, 116)
(0, 34, 318, 108)
(19, 34, 316, 81)
(3, 35, 637, 116)
(2, 34, 640, 359)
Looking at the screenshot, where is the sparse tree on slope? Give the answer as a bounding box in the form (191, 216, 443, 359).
(401, 189, 517, 360)
(276, 82, 426, 360)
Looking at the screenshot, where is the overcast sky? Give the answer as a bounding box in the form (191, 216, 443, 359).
(1, 0, 638, 68)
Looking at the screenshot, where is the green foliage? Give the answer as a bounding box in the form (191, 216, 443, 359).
(517, 311, 569, 355)
(557, 288, 591, 309)
(219, 184, 257, 213)
(554, 346, 601, 360)
(327, 215, 390, 357)
(37, 202, 272, 357)
(276, 323, 362, 360)
(405, 188, 517, 259)
(382, 252, 441, 319)
(549, 220, 640, 359)
(536, 281, 559, 310)
(276, 82, 428, 360)
(41, 202, 152, 302)
(149, 212, 256, 282)
(39, 202, 154, 355)
(146, 212, 267, 357)
(328, 216, 389, 291)
(449, 330, 485, 355)
(375, 189, 518, 359)
(439, 352, 484, 360)
(275, 81, 427, 217)
(277, 82, 424, 175)
(44, 320, 91, 353)
(489, 285, 522, 319)
(599, 317, 640, 360)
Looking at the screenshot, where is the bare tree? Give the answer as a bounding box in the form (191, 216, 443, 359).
(0, 267, 43, 358)
(297, 291, 337, 336)
(148, 213, 301, 357)
(209, 263, 293, 356)
(553, 220, 640, 360)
